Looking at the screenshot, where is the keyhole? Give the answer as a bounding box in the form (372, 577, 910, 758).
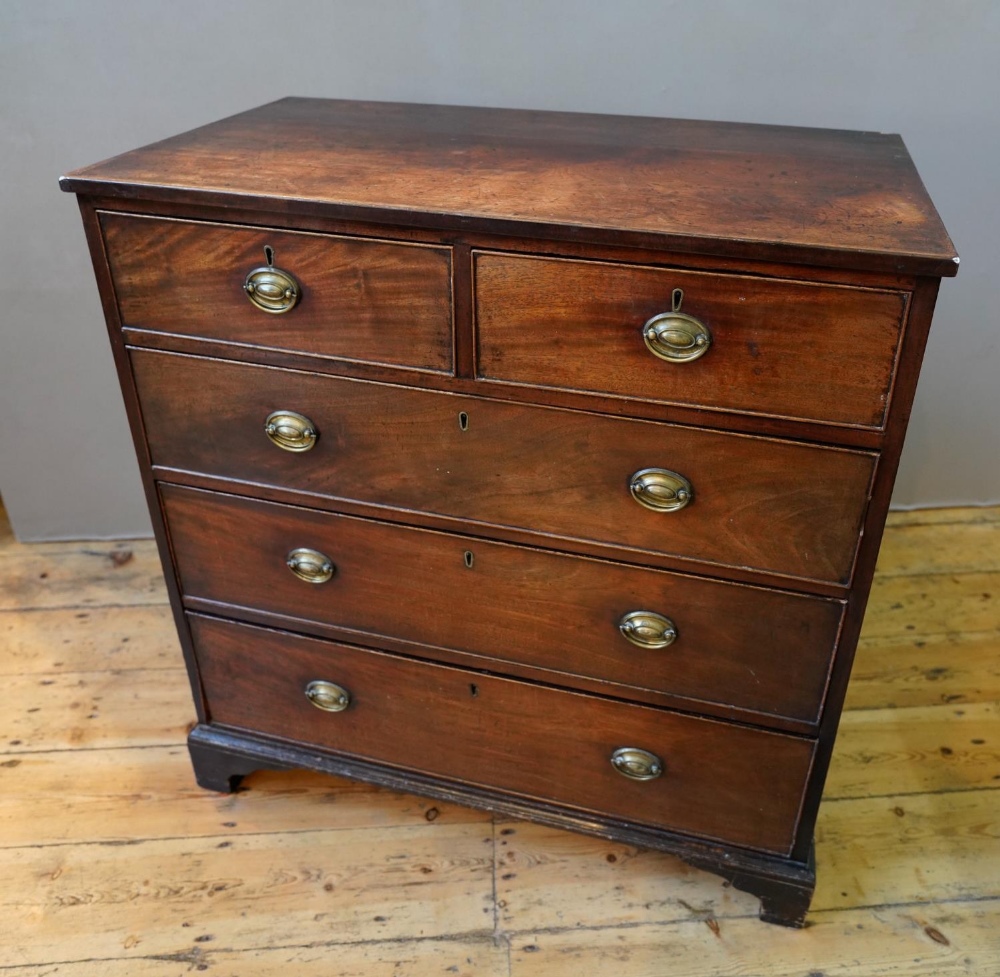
(469, 683, 479, 697)
(458, 411, 469, 432)
(463, 550, 474, 569)
(263, 245, 275, 267)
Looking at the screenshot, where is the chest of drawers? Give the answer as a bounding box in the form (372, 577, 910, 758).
(61, 98, 958, 927)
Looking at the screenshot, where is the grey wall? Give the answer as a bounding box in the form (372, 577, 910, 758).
(1, 0, 997, 540)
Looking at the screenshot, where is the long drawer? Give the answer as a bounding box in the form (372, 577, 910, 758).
(102, 212, 454, 372)
(132, 349, 876, 586)
(191, 614, 816, 854)
(162, 483, 845, 726)
(474, 251, 908, 428)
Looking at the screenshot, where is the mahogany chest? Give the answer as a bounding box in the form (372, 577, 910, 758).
(61, 98, 958, 926)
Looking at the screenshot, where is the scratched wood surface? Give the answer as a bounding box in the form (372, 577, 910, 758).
(1, 501, 998, 975)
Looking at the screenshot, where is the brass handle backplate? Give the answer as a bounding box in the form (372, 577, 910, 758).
(305, 679, 351, 712)
(619, 610, 678, 649)
(643, 288, 711, 363)
(244, 245, 301, 314)
(265, 410, 318, 452)
(629, 468, 693, 512)
(286, 547, 335, 584)
(611, 747, 663, 781)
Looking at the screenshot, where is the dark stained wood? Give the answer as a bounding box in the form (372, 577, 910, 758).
(61, 98, 958, 277)
(187, 722, 817, 926)
(475, 252, 908, 429)
(74, 199, 209, 726)
(131, 349, 876, 587)
(187, 732, 290, 793)
(179, 596, 823, 734)
(452, 244, 475, 379)
(148, 466, 854, 600)
(101, 212, 453, 373)
(89, 193, 923, 292)
(190, 614, 815, 855)
(64, 98, 959, 930)
(122, 327, 890, 451)
(786, 277, 945, 864)
(160, 483, 846, 727)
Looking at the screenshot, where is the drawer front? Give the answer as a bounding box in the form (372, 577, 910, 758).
(101, 212, 454, 372)
(132, 350, 875, 586)
(162, 484, 844, 725)
(475, 252, 908, 428)
(191, 614, 815, 854)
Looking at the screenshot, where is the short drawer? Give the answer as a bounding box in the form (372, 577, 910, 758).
(474, 252, 908, 429)
(162, 484, 845, 726)
(101, 212, 453, 372)
(191, 614, 815, 854)
(132, 349, 876, 586)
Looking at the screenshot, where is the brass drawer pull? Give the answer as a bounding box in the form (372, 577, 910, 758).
(243, 245, 301, 314)
(611, 747, 663, 781)
(305, 679, 351, 712)
(643, 288, 711, 363)
(619, 610, 677, 649)
(629, 468, 693, 512)
(265, 410, 318, 452)
(286, 547, 335, 584)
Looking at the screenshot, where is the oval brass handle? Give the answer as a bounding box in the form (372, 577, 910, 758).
(611, 747, 663, 781)
(619, 611, 677, 649)
(305, 679, 351, 712)
(629, 468, 693, 512)
(286, 547, 335, 584)
(643, 288, 711, 363)
(265, 410, 318, 452)
(243, 245, 300, 314)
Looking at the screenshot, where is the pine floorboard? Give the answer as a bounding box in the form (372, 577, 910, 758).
(0, 501, 998, 975)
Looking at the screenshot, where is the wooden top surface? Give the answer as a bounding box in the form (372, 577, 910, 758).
(61, 97, 958, 276)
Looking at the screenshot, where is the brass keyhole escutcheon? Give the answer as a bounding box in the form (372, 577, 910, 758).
(642, 288, 712, 363)
(305, 680, 351, 712)
(244, 245, 301, 314)
(629, 468, 693, 512)
(611, 747, 663, 781)
(286, 547, 335, 584)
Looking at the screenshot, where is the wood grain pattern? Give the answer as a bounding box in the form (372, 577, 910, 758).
(3, 823, 495, 968)
(1, 667, 192, 754)
(0, 939, 510, 977)
(58, 96, 961, 935)
(0, 748, 486, 849)
(131, 349, 876, 587)
(0, 539, 165, 611)
(506, 901, 999, 976)
(874, 517, 1000, 576)
(886, 505, 1000, 527)
(475, 251, 907, 428)
(0, 503, 996, 974)
(862, 571, 1000, 638)
(491, 787, 1000, 931)
(161, 483, 845, 727)
(827, 701, 1000, 798)
(102, 212, 454, 373)
(61, 98, 958, 276)
(0, 605, 178, 675)
(192, 614, 815, 855)
(847, 630, 1000, 710)
(813, 787, 1000, 910)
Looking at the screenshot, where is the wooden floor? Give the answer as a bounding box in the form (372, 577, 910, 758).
(1, 503, 998, 975)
